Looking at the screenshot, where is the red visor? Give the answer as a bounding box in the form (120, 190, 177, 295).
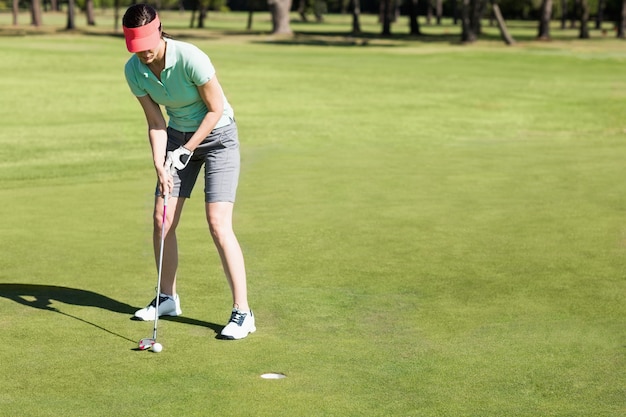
(123, 16, 161, 53)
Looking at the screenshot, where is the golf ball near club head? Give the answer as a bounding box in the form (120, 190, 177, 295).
(152, 342, 163, 353)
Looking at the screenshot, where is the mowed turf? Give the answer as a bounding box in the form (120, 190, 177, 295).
(1, 12, 626, 417)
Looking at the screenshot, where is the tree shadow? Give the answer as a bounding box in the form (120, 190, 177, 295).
(0, 283, 223, 339)
(250, 30, 466, 47)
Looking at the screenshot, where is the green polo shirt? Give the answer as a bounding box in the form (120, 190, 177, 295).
(124, 38, 234, 132)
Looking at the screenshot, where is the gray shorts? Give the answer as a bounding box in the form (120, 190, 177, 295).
(157, 122, 240, 203)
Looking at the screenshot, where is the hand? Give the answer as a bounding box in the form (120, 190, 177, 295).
(157, 161, 174, 197)
(167, 146, 193, 171)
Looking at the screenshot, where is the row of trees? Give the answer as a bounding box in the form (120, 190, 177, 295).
(535, 0, 626, 39)
(12, 0, 100, 29)
(9, 0, 626, 43)
(339, 0, 626, 41)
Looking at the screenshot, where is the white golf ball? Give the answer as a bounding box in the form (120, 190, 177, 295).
(152, 342, 163, 353)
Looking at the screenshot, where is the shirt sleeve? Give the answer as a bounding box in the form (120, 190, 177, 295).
(124, 59, 148, 98)
(185, 45, 216, 86)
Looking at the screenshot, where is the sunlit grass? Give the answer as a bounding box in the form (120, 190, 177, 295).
(0, 15, 625, 417)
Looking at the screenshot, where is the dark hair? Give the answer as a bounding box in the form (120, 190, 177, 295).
(122, 4, 171, 38)
(122, 4, 157, 28)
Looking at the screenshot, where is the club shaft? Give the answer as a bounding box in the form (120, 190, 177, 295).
(152, 194, 168, 341)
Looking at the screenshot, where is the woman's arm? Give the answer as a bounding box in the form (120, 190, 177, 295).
(181, 75, 225, 152)
(136, 94, 172, 195)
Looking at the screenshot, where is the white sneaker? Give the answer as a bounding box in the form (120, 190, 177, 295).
(133, 294, 182, 321)
(220, 308, 256, 340)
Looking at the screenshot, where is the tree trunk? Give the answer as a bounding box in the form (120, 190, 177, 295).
(86, 0, 96, 26)
(190, 0, 198, 27)
(595, 0, 605, 29)
(619, 0, 626, 39)
(198, 5, 208, 28)
(578, 0, 589, 38)
(452, 0, 459, 25)
(471, 0, 486, 35)
(114, 0, 120, 32)
(297, 0, 308, 21)
(351, 0, 361, 34)
(314, 0, 324, 22)
(570, 0, 578, 28)
(408, 0, 421, 35)
(560, 0, 567, 29)
(31, 0, 43, 26)
(493, 3, 515, 45)
(66, 0, 76, 29)
(297, 0, 324, 22)
(461, 0, 484, 42)
(12, 0, 18, 25)
(247, 0, 255, 30)
(461, 0, 475, 42)
(537, 0, 552, 40)
(435, 0, 442, 25)
(268, 0, 293, 35)
(462, 0, 486, 38)
(380, 0, 393, 36)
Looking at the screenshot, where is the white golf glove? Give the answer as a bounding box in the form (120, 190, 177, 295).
(167, 146, 193, 171)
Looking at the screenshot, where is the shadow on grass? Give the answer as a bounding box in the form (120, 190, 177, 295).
(250, 31, 465, 47)
(157, 316, 225, 338)
(0, 283, 137, 313)
(0, 283, 223, 340)
(131, 313, 224, 336)
(0, 283, 139, 343)
(2, 25, 614, 48)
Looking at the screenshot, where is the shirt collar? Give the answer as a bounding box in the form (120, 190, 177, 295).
(163, 38, 177, 70)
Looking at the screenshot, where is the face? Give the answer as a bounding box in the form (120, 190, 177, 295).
(134, 39, 162, 65)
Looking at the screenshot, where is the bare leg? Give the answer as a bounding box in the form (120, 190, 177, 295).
(206, 201, 249, 311)
(154, 196, 186, 296)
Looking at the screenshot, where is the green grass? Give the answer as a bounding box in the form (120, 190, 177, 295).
(1, 11, 626, 417)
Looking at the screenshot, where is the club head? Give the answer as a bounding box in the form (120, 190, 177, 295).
(138, 338, 155, 350)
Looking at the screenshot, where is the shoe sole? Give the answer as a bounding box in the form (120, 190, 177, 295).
(132, 311, 182, 321)
(221, 326, 256, 340)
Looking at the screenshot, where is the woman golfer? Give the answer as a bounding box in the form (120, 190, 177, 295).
(122, 4, 254, 340)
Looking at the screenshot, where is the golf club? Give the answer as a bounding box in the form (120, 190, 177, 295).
(139, 159, 172, 352)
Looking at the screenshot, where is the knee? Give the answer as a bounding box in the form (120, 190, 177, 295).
(208, 214, 232, 241)
(154, 210, 174, 235)
(154, 206, 164, 225)
(206, 202, 235, 242)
